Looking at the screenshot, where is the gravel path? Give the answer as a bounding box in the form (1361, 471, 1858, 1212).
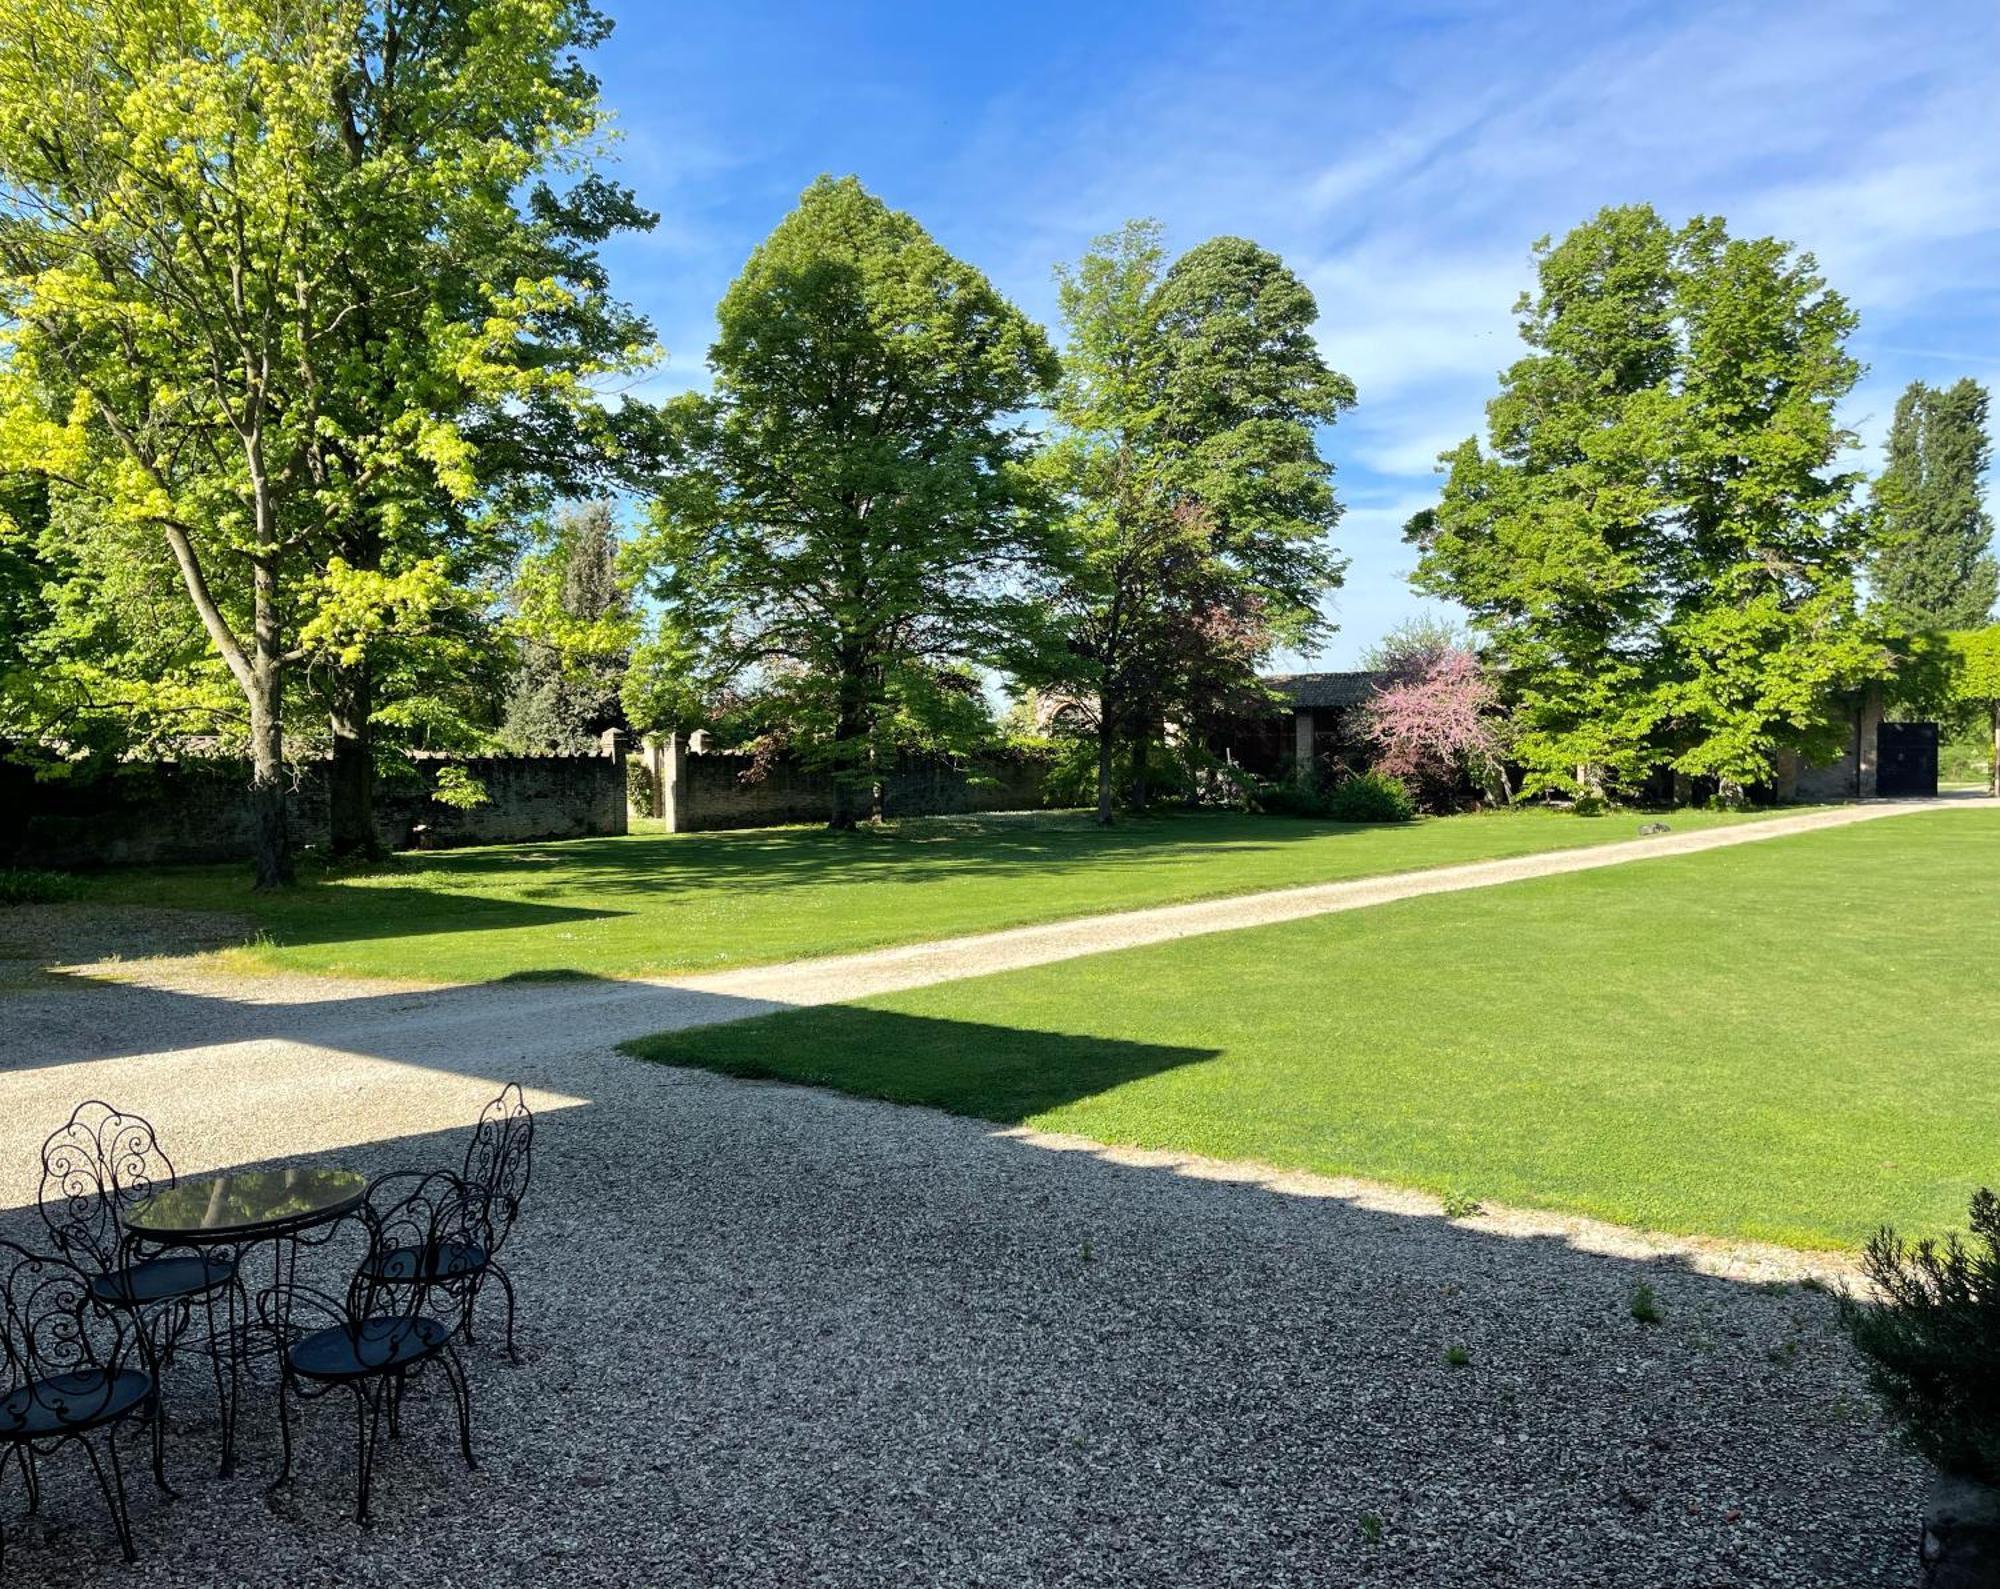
(0, 801, 1963, 1584)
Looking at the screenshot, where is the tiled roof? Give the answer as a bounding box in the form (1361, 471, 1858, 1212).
(1261, 671, 1384, 709)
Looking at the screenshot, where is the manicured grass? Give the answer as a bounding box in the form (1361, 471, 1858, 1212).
(76, 805, 1793, 984)
(625, 808, 2000, 1251)
(74, 804, 1800, 976)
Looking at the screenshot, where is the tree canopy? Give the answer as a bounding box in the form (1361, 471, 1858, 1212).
(0, 0, 652, 881)
(633, 175, 1056, 827)
(1410, 204, 1881, 798)
(1025, 220, 1351, 820)
(1870, 379, 1998, 632)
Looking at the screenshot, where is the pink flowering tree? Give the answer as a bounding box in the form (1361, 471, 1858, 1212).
(1358, 626, 1511, 806)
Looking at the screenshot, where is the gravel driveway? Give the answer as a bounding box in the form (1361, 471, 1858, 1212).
(0, 955, 1925, 1587)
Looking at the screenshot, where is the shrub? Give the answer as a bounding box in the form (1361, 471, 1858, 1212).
(1840, 1189, 2000, 1484)
(1572, 793, 1607, 817)
(626, 755, 658, 818)
(1327, 771, 1415, 823)
(0, 868, 80, 906)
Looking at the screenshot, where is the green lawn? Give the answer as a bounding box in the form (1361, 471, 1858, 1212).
(76, 805, 1793, 983)
(625, 807, 2000, 1251)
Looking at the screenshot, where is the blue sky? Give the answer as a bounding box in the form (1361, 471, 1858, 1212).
(585, 0, 2000, 667)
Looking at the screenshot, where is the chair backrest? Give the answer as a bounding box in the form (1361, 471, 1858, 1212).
(460, 1084, 533, 1255)
(0, 1238, 136, 1430)
(37, 1101, 175, 1270)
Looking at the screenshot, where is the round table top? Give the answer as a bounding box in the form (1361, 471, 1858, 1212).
(122, 1167, 368, 1244)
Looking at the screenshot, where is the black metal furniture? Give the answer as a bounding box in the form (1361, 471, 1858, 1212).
(265, 1177, 477, 1526)
(370, 1083, 536, 1361)
(118, 1164, 366, 1475)
(37, 1102, 245, 1487)
(0, 1239, 155, 1568)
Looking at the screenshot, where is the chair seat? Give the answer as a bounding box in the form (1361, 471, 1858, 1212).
(89, 1251, 237, 1308)
(0, 1368, 152, 1439)
(361, 1241, 489, 1284)
(288, 1316, 450, 1382)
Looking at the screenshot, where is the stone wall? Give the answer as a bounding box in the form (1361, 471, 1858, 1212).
(637, 734, 1049, 832)
(0, 754, 626, 869)
(1789, 686, 1883, 802)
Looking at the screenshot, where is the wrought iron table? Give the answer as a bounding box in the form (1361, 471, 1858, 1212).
(121, 1166, 367, 1474)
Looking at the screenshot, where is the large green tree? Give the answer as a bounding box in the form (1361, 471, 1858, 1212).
(0, 0, 651, 883)
(635, 176, 1057, 828)
(503, 502, 635, 754)
(1870, 379, 1998, 632)
(1028, 221, 1351, 821)
(1410, 205, 1879, 798)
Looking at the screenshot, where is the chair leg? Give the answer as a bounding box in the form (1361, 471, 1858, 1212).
(80, 1431, 138, 1564)
(353, 1382, 386, 1528)
(437, 1346, 477, 1473)
(18, 1442, 40, 1514)
(212, 1276, 246, 1479)
(490, 1262, 521, 1364)
(136, 1320, 178, 1500)
(270, 1370, 295, 1492)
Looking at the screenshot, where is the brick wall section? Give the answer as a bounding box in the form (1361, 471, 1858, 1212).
(644, 735, 1049, 831)
(0, 755, 626, 869)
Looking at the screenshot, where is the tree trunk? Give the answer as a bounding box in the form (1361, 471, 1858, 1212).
(828, 670, 865, 832)
(248, 554, 293, 890)
(1094, 698, 1117, 826)
(328, 660, 380, 859)
(1129, 732, 1151, 814)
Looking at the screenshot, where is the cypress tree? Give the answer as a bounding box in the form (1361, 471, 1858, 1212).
(1871, 379, 1999, 630)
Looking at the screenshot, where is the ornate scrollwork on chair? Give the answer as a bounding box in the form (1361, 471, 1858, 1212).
(0, 1239, 155, 1567)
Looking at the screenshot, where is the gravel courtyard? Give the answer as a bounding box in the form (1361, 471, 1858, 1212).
(0, 945, 1927, 1589)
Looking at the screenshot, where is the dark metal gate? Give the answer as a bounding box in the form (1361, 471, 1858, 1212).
(1877, 721, 1939, 798)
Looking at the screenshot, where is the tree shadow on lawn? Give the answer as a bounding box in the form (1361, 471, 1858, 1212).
(387, 811, 1373, 901)
(624, 1005, 1228, 1125)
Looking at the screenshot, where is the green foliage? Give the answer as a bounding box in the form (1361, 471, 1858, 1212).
(1327, 771, 1416, 823)
(1024, 220, 1352, 818)
(1444, 1343, 1471, 1368)
(1411, 205, 1880, 798)
(504, 503, 636, 754)
(635, 176, 1055, 825)
(1441, 1189, 1484, 1220)
(0, 0, 653, 881)
(1630, 1283, 1663, 1326)
(1841, 1189, 2000, 1484)
(1870, 380, 1998, 631)
(625, 754, 658, 819)
(429, 765, 490, 811)
(0, 867, 79, 905)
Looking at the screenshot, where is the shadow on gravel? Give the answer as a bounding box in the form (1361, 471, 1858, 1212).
(0, 1075, 1920, 1587)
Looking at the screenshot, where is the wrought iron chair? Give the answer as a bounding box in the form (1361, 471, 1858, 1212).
(265, 1175, 477, 1526)
(0, 1239, 154, 1568)
(37, 1101, 244, 1486)
(366, 1083, 535, 1360)
(456, 1083, 533, 1358)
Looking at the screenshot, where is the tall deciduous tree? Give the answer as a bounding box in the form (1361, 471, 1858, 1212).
(1029, 221, 1351, 822)
(503, 502, 635, 754)
(1871, 379, 1998, 632)
(1410, 205, 1878, 798)
(0, 1, 652, 882)
(636, 176, 1057, 828)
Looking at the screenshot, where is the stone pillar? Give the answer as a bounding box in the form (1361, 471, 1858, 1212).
(1857, 685, 1884, 799)
(1770, 749, 1799, 804)
(1293, 710, 1315, 783)
(600, 727, 629, 759)
(661, 731, 689, 832)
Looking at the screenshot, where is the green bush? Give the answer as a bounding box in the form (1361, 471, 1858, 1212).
(626, 754, 659, 818)
(1841, 1188, 2000, 1484)
(0, 868, 81, 905)
(1327, 771, 1416, 823)
(1572, 793, 1607, 817)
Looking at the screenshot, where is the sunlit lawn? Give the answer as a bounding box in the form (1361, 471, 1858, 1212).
(626, 807, 2000, 1250)
(78, 804, 1790, 983)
